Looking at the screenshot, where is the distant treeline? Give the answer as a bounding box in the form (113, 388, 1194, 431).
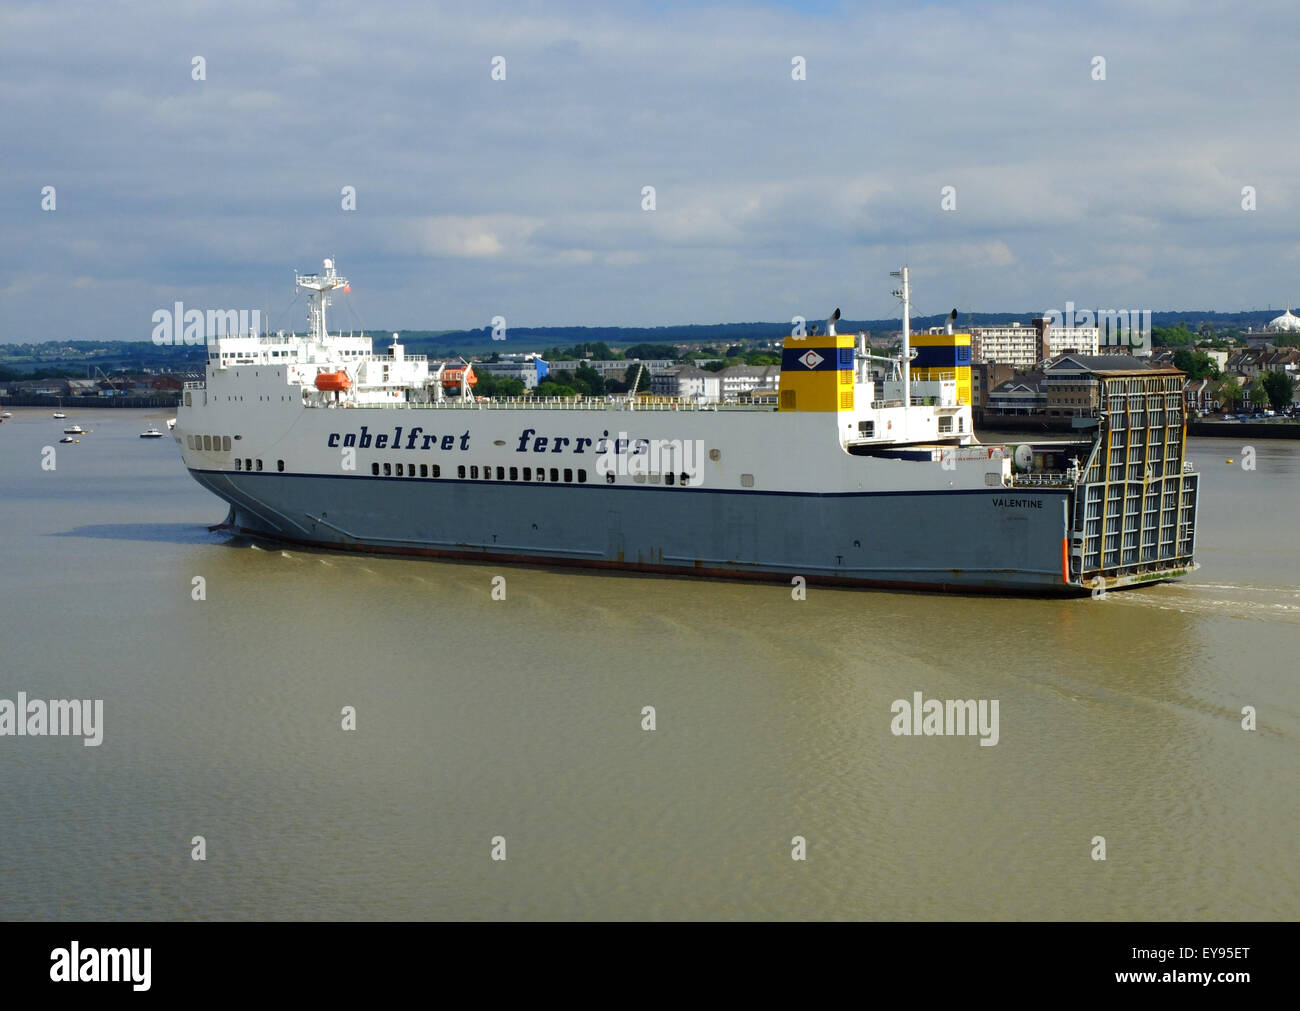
(2, 307, 1293, 371)
(393, 309, 1292, 354)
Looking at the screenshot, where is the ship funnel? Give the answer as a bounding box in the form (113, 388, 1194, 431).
(946, 308, 957, 335)
(826, 307, 841, 337)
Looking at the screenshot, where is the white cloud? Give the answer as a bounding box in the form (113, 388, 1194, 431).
(2, 0, 1299, 336)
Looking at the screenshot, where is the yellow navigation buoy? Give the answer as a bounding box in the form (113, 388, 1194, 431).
(1226, 458, 1233, 463)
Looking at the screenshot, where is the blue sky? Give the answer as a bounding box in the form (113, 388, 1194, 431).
(2, 0, 1298, 341)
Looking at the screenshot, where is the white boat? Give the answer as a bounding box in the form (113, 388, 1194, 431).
(140, 426, 164, 439)
(1, 411, 12, 418)
(166, 418, 176, 431)
(172, 257, 1201, 595)
(59, 435, 75, 443)
(53, 412, 67, 419)
(63, 424, 85, 435)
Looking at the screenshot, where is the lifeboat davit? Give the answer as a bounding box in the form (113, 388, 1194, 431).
(315, 371, 352, 392)
(442, 366, 477, 388)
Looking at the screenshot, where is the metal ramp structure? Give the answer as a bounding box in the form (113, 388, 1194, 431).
(1069, 369, 1198, 589)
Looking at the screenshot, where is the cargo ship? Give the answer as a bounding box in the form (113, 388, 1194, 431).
(173, 259, 1199, 594)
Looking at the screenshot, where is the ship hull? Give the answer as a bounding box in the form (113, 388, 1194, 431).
(191, 467, 1086, 594)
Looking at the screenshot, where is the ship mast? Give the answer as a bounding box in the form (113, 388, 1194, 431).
(890, 266, 911, 408)
(294, 258, 349, 341)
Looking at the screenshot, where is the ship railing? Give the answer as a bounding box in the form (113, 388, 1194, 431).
(1010, 471, 1076, 487)
(312, 397, 767, 412)
(183, 381, 206, 391)
(870, 399, 905, 409)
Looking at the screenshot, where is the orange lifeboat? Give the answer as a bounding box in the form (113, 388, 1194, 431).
(441, 365, 477, 388)
(315, 371, 352, 392)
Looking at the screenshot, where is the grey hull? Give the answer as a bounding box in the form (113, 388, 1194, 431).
(191, 468, 1083, 594)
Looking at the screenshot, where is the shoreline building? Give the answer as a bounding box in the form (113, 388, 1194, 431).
(971, 318, 1100, 368)
(651, 363, 781, 403)
(474, 353, 549, 389)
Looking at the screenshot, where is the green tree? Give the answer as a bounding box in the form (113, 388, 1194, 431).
(1247, 377, 1269, 409)
(1152, 323, 1197, 347)
(534, 381, 577, 398)
(1261, 370, 1296, 412)
(1210, 375, 1240, 411)
(467, 372, 524, 398)
(1172, 348, 1220, 380)
(623, 343, 677, 360)
(573, 364, 606, 396)
(622, 364, 650, 392)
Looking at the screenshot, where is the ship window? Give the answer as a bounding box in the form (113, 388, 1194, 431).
(186, 435, 194, 449)
(509, 467, 518, 480)
(277, 460, 284, 472)
(256, 459, 263, 471)
(396, 463, 403, 476)
(458, 465, 466, 478)
(564, 468, 573, 483)
(605, 472, 615, 484)
(666, 472, 676, 485)
(858, 420, 875, 437)
(223, 436, 231, 451)
(741, 474, 754, 487)
(550, 468, 559, 482)
(420, 464, 428, 477)
(578, 469, 587, 483)
(497, 467, 505, 480)
(523, 467, 532, 480)
(471, 466, 479, 479)
(235, 458, 241, 471)
(203, 435, 212, 451)
(680, 472, 690, 486)
(245, 458, 252, 470)
(372, 463, 379, 475)
(383, 463, 391, 476)
(433, 465, 440, 478)
(939, 416, 953, 434)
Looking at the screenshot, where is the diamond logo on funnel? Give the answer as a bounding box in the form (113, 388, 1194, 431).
(798, 350, 824, 369)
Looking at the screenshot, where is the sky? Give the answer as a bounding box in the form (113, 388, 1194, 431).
(2, 0, 1299, 342)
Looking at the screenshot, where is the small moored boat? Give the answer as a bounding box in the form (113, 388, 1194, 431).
(140, 426, 164, 438)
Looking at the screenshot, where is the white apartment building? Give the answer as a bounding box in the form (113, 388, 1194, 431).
(970, 321, 1100, 368)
